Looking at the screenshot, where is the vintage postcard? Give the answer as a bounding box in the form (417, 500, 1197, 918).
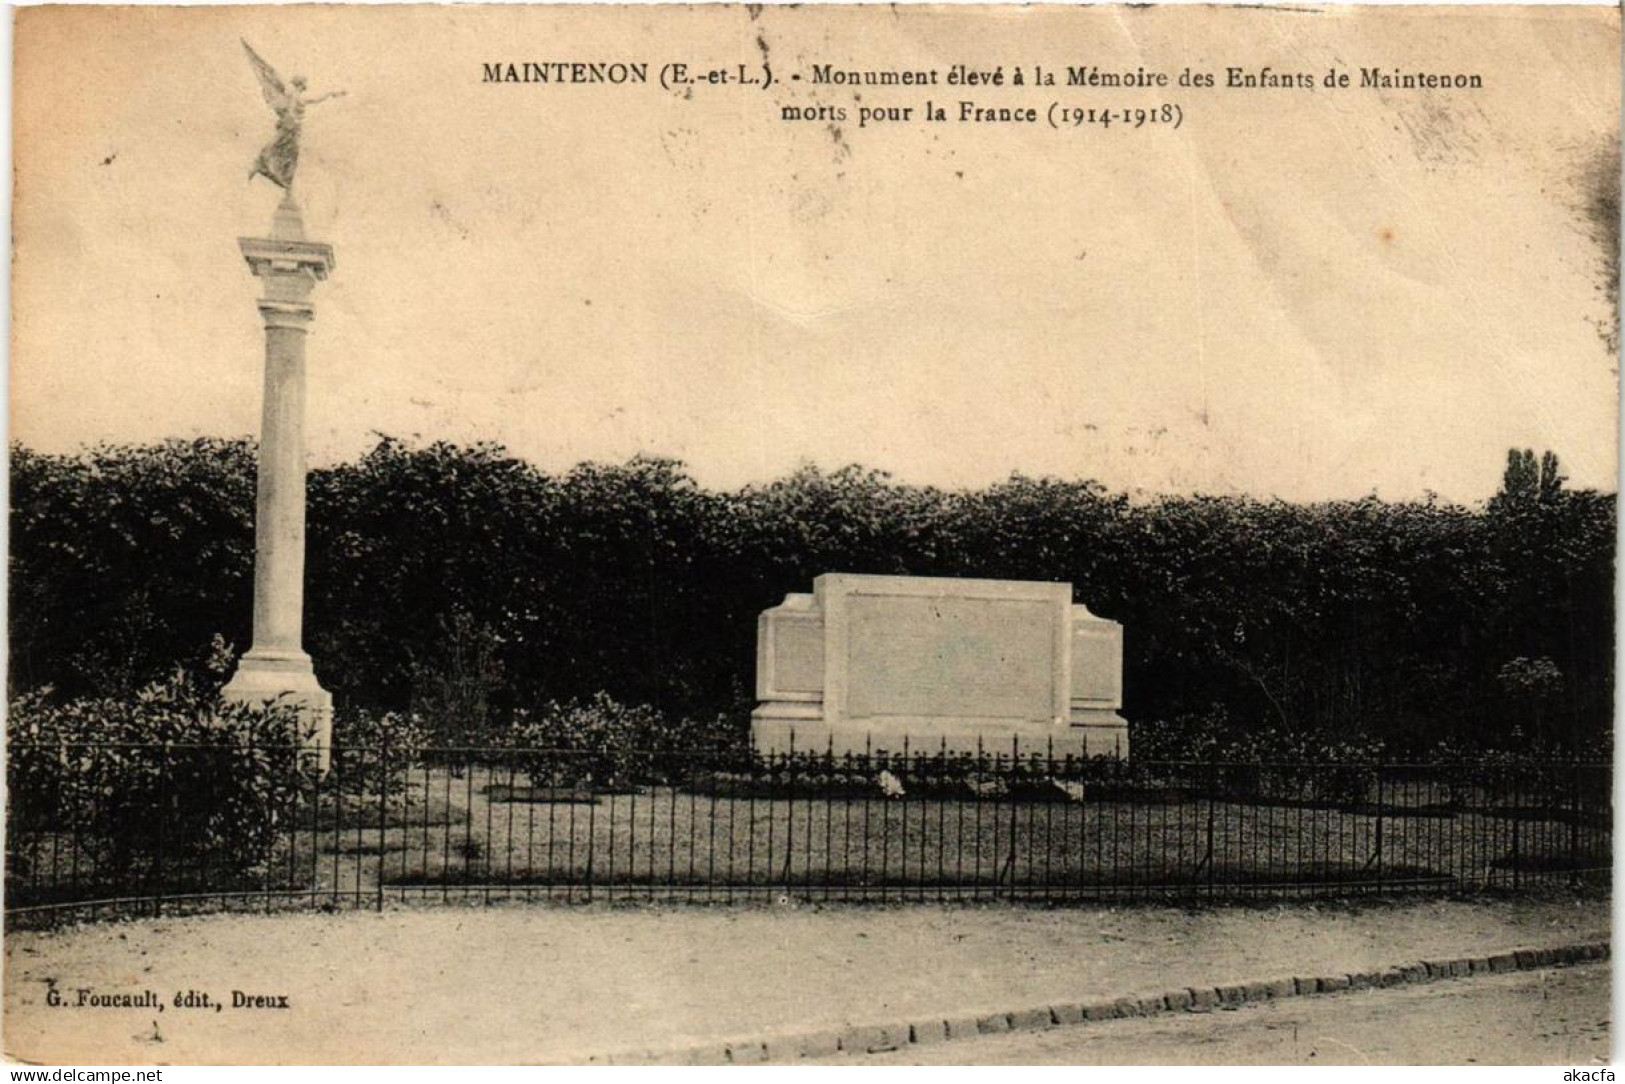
(6, 2, 1618, 1067)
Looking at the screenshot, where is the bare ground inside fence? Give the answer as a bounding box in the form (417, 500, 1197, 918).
(4, 893, 1609, 1064)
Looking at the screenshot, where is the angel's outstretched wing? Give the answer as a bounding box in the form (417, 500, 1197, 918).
(242, 39, 289, 111)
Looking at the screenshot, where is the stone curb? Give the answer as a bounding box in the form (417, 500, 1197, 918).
(587, 939, 1610, 1065)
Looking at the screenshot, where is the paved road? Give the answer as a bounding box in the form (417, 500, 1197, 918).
(827, 964, 1611, 1065)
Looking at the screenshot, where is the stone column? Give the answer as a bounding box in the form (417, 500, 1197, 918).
(222, 195, 335, 768)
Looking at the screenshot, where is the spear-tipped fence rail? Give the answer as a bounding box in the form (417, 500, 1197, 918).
(5, 739, 1610, 927)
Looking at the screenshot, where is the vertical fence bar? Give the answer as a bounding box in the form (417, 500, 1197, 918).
(417, 756, 429, 905)
(725, 760, 737, 904)
(707, 767, 719, 904)
(1112, 755, 1124, 900)
(432, 760, 445, 903)
(904, 748, 914, 900)
(353, 748, 366, 907)
(804, 747, 816, 899)
(824, 745, 837, 902)
(861, 746, 874, 899)
(565, 759, 578, 904)
(1004, 748, 1017, 898)
(1576, 764, 1586, 884)
(1296, 765, 1307, 899)
(651, 770, 662, 899)
(949, 754, 962, 897)
(687, 761, 700, 894)
(532, 754, 546, 896)
(1536, 766, 1546, 886)
(49, 745, 65, 907)
(151, 744, 169, 917)
(606, 785, 617, 904)
(1497, 768, 1509, 891)
(981, 750, 994, 903)
(1462, 760, 1472, 891)
(1373, 764, 1384, 896)
(745, 755, 758, 898)
(503, 752, 517, 902)
(1511, 774, 1521, 892)
(766, 751, 779, 899)
(1016, 741, 1030, 899)
(313, 747, 326, 908)
(328, 746, 343, 909)
(897, 741, 910, 903)
(1570, 761, 1581, 886)
(923, 747, 936, 897)
(285, 743, 301, 907)
(375, 744, 388, 912)
(905, 748, 916, 900)
(584, 766, 597, 902)
(1042, 743, 1053, 898)
(937, 743, 949, 903)
(879, 747, 891, 901)
(845, 750, 858, 903)
(479, 758, 493, 905)
(458, 757, 473, 904)
(914, 743, 926, 902)
(1426, 772, 1437, 889)
(1071, 756, 1085, 902)
(1142, 760, 1153, 899)
(1532, 767, 1543, 888)
(66, 750, 81, 908)
(1202, 763, 1215, 910)
(1188, 761, 1199, 902)
(1462, 763, 1475, 890)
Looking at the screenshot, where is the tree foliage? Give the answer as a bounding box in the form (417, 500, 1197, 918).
(1492, 448, 1567, 512)
(10, 438, 1614, 756)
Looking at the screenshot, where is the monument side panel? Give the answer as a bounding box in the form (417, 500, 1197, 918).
(752, 595, 825, 752)
(1071, 619, 1124, 707)
(760, 600, 824, 700)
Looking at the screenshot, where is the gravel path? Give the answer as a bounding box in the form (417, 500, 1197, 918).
(4, 895, 1609, 1064)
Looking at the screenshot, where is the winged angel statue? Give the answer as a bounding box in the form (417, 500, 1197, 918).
(243, 40, 345, 192)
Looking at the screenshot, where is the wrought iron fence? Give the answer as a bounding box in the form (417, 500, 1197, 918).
(5, 740, 1611, 927)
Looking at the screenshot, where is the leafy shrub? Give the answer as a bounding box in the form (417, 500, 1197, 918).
(499, 693, 748, 787)
(6, 667, 317, 894)
(1128, 706, 1385, 804)
(329, 707, 436, 796)
(332, 706, 435, 753)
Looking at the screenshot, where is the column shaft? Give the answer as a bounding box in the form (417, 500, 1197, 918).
(224, 221, 335, 769)
(251, 312, 312, 655)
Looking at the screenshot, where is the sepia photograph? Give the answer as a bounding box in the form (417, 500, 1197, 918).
(3, 1, 1619, 1068)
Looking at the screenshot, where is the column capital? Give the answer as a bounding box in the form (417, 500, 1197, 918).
(239, 236, 336, 282)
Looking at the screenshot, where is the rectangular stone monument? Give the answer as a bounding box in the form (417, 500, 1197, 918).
(752, 573, 1128, 758)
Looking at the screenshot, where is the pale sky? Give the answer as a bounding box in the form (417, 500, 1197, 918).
(11, 5, 1620, 501)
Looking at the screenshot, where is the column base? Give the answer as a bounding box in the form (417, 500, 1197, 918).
(221, 649, 332, 772)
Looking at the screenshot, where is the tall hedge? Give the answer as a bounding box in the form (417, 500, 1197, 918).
(10, 437, 1614, 755)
